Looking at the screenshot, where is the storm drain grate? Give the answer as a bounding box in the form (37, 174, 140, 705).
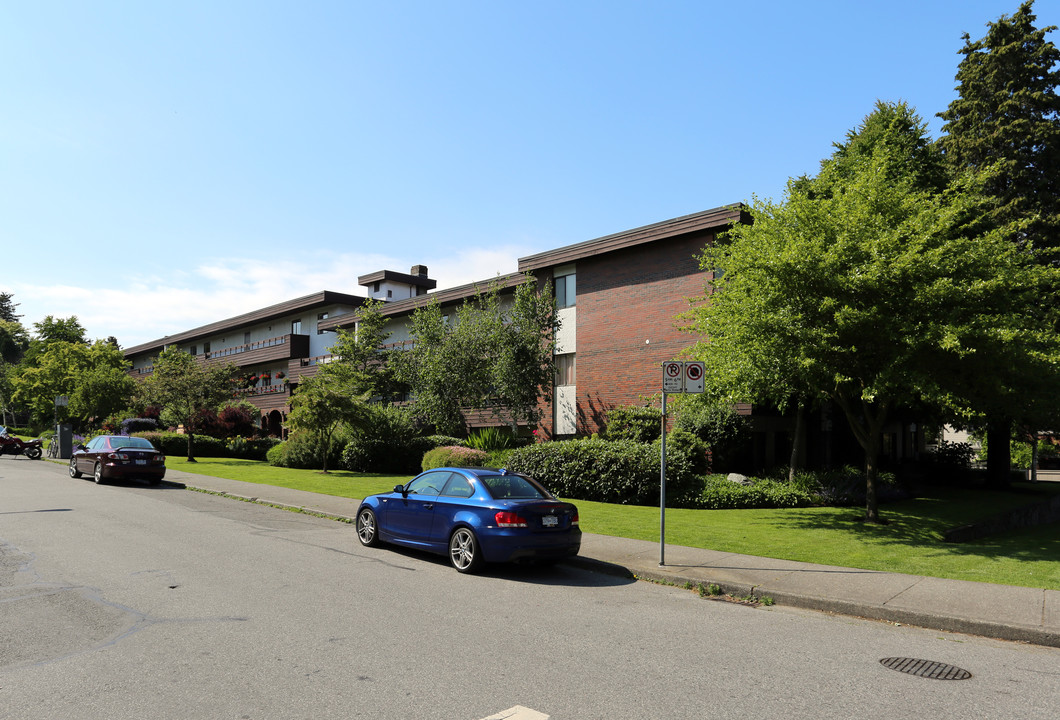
(880, 657, 971, 680)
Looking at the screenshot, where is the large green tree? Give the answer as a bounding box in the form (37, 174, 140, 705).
(0, 292, 20, 323)
(686, 102, 1060, 522)
(317, 299, 400, 399)
(10, 340, 130, 428)
(286, 374, 367, 473)
(937, 1, 1060, 483)
(938, 0, 1060, 259)
(141, 347, 237, 461)
(396, 277, 557, 436)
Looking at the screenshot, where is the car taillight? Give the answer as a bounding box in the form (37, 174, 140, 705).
(571, 512, 579, 525)
(107, 452, 128, 460)
(155, 454, 164, 461)
(495, 511, 529, 528)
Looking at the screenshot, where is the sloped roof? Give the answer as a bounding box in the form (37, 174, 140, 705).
(124, 290, 366, 356)
(518, 203, 747, 272)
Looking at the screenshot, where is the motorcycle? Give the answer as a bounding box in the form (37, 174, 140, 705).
(0, 427, 44, 460)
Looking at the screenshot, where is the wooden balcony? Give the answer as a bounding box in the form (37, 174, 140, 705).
(203, 334, 310, 368)
(236, 385, 291, 412)
(287, 354, 334, 382)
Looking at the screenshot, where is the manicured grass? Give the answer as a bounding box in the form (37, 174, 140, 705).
(169, 456, 1060, 590)
(577, 484, 1060, 590)
(168, 457, 406, 498)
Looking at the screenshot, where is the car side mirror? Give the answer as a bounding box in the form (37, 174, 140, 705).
(75, 444, 86, 451)
(393, 484, 407, 496)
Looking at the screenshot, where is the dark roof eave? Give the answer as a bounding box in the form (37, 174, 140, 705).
(357, 270, 437, 289)
(517, 203, 748, 272)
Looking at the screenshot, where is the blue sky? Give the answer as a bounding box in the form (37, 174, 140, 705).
(2, 0, 1055, 347)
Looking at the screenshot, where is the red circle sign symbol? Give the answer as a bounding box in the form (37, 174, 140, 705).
(665, 362, 681, 377)
(686, 364, 703, 381)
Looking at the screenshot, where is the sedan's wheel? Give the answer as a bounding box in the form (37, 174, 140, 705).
(356, 508, 379, 547)
(449, 528, 483, 573)
(69, 458, 82, 478)
(93, 462, 105, 484)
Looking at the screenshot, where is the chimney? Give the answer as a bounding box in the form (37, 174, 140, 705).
(411, 265, 428, 277)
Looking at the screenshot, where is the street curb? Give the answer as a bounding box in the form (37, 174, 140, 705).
(570, 558, 1060, 649)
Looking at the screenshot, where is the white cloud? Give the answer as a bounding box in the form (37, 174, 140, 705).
(8, 244, 535, 349)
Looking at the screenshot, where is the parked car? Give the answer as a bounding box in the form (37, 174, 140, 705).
(69, 435, 166, 485)
(356, 467, 581, 573)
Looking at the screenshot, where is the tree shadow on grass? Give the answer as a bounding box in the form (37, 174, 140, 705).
(766, 485, 1060, 570)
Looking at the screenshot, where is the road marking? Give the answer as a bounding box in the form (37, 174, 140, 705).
(480, 706, 549, 720)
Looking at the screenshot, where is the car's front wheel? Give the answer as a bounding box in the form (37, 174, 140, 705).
(69, 458, 82, 478)
(449, 527, 483, 573)
(93, 462, 105, 484)
(356, 508, 379, 547)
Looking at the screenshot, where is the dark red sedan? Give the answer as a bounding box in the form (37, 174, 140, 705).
(69, 435, 166, 485)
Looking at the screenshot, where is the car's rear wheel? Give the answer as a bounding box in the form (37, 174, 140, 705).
(69, 458, 82, 478)
(356, 508, 379, 547)
(449, 527, 483, 573)
(93, 462, 105, 484)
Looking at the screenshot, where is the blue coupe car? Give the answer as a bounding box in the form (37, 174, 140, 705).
(355, 467, 581, 573)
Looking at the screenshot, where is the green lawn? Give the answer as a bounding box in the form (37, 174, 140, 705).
(169, 457, 1060, 590)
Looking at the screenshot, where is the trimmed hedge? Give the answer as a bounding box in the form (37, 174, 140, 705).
(503, 438, 659, 505)
(421, 445, 489, 471)
(132, 431, 227, 458)
(695, 476, 816, 509)
(267, 431, 345, 470)
(503, 434, 710, 506)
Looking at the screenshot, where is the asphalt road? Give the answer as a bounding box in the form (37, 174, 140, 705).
(2, 457, 1059, 719)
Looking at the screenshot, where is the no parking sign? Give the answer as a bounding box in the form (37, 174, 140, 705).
(661, 361, 704, 394)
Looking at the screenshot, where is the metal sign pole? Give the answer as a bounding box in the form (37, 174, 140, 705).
(660, 390, 667, 566)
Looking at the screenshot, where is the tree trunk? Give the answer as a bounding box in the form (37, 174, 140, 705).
(864, 433, 882, 523)
(788, 401, 805, 483)
(831, 392, 888, 523)
(986, 417, 1011, 488)
(186, 426, 196, 463)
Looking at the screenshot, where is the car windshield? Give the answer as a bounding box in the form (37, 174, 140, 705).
(480, 474, 551, 500)
(111, 437, 156, 450)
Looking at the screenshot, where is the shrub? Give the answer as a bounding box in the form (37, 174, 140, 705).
(132, 431, 228, 458)
(268, 430, 344, 470)
(466, 426, 516, 451)
(504, 438, 660, 505)
(217, 402, 258, 438)
(120, 417, 159, 435)
(341, 405, 433, 474)
(421, 445, 489, 470)
(696, 476, 816, 509)
(227, 435, 281, 461)
(675, 398, 752, 473)
(602, 405, 662, 443)
(652, 429, 710, 506)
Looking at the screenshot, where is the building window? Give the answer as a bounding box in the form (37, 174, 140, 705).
(555, 353, 576, 386)
(244, 331, 251, 344)
(292, 319, 302, 335)
(555, 273, 576, 309)
(188, 345, 197, 356)
(203, 341, 210, 354)
(317, 312, 329, 335)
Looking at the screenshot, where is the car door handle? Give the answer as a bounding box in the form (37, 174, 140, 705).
(423, 503, 434, 510)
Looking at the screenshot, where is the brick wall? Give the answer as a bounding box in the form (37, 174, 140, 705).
(538, 230, 716, 436)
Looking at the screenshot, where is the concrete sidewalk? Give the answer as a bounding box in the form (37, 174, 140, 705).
(164, 468, 1060, 649)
